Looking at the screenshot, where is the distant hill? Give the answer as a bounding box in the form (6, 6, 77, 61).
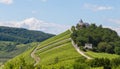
(0, 26, 54, 63)
(0, 41, 35, 63)
(0, 26, 55, 44)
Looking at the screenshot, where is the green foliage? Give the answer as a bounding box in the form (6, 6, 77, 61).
(0, 41, 17, 52)
(0, 26, 54, 44)
(114, 47, 120, 55)
(74, 63, 90, 69)
(54, 57, 59, 64)
(4, 28, 120, 69)
(35, 30, 84, 68)
(4, 57, 34, 69)
(98, 42, 114, 53)
(114, 41, 120, 55)
(4, 30, 82, 69)
(88, 57, 120, 69)
(71, 26, 76, 31)
(4, 42, 37, 69)
(85, 51, 119, 59)
(71, 24, 120, 54)
(73, 58, 90, 69)
(88, 58, 111, 69)
(111, 57, 120, 67)
(0, 41, 35, 63)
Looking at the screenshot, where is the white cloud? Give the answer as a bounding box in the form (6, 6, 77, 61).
(0, 17, 70, 34)
(107, 19, 120, 24)
(84, 3, 113, 11)
(0, 0, 13, 4)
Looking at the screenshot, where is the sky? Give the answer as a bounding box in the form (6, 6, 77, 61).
(0, 0, 120, 35)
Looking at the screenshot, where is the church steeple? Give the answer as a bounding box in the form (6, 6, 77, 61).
(79, 19, 83, 23)
(76, 19, 90, 29)
(78, 19, 84, 25)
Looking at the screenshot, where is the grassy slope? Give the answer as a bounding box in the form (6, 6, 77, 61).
(35, 30, 83, 68)
(85, 51, 120, 59)
(3, 30, 120, 69)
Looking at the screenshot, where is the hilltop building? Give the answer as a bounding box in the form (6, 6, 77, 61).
(76, 19, 90, 29)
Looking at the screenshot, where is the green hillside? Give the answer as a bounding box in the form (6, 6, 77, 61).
(35, 30, 83, 68)
(85, 51, 120, 59)
(0, 26, 54, 64)
(4, 42, 37, 69)
(0, 41, 34, 63)
(3, 29, 120, 69)
(3, 30, 85, 69)
(0, 26, 54, 44)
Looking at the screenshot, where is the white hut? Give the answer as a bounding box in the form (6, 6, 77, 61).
(84, 43, 93, 49)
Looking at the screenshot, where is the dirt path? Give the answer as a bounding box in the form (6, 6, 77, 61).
(71, 38, 92, 59)
(69, 29, 92, 59)
(31, 45, 40, 66)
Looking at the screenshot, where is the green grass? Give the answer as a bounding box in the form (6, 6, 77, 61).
(38, 30, 70, 49)
(38, 42, 82, 65)
(35, 30, 84, 68)
(4, 29, 120, 69)
(3, 30, 72, 69)
(85, 51, 120, 59)
(91, 67, 103, 69)
(36, 39, 70, 53)
(37, 42, 83, 69)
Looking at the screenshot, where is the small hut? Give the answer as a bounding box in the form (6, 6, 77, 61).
(84, 43, 93, 49)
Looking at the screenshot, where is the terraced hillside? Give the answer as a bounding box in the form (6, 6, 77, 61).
(85, 51, 120, 59)
(3, 30, 84, 69)
(35, 30, 83, 68)
(3, 30, 120, 69)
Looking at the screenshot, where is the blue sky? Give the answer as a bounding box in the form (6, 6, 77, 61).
(0, 0, 120, 35)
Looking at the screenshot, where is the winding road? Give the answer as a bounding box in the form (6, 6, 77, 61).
(69, 29, 92, 59)
(31, 45, 40, 66)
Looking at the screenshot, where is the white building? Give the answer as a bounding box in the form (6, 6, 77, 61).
(84, 43, 93, 49)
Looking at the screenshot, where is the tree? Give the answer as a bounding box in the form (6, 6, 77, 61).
(74, 63, 90, 69)
(97, 42, 113, 53)
(114, 41, 120, 55)
(71, 26, 76, 32)
(111, 57, 120, 67)
(74, 58, 90, 69)
(88, 58, 111, 69)
(98, 42, 108, 52)
(114, 47, 120, 55)
(76, 37, 88, 46)
(71, 23, 120, 54)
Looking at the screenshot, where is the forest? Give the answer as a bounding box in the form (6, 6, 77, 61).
(0, 26, 54, 44)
